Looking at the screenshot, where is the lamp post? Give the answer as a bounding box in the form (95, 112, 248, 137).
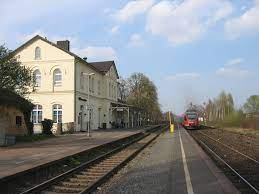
(82, 72, 95, 137)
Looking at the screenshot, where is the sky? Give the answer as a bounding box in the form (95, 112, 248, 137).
(1, 0, 259, 114)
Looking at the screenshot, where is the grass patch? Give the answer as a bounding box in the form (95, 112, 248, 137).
(68, 157, 81, 166)
(223, 127, 259, 136)
(16, 134, 56, 142)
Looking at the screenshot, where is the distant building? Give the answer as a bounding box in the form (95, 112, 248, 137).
(245, 112, 259, 119)
(0, 89, 33, 145)
(13, 35, 142, 133)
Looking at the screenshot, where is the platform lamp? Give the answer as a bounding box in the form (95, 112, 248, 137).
(82, 72, 95, 137)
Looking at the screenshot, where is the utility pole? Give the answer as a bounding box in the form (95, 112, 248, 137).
(83, 72, 95, 137)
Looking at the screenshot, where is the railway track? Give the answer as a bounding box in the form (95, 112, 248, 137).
(189, 130, 259, 194)
(20, 126, 167, 194)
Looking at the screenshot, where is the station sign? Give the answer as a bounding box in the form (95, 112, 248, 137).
(117, 108, 124, 112)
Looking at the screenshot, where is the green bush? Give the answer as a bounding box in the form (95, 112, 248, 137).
(211, 110, 245, 128)
(41, 119, 53, 135)
(68, 157, 81, 166)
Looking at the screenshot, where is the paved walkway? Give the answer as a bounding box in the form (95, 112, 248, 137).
(103, 127, 239, 194)
(0, 128, 144, 179)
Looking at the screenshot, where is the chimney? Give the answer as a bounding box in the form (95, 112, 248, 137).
(83, 57, 87, 61)
(57, 40, 70, 51)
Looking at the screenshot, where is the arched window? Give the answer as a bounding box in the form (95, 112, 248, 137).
(35, 47, 41, 60)
(31, 104, 42, 124)
(91, 77, 94, 93)
(109, 82, 111, 97)
(33, 69, 41, 87)
(53, 104, 62, 123)
(53, 69, 62, 86)
(80, 72, 85, 90)
(97, 80, 101, 95)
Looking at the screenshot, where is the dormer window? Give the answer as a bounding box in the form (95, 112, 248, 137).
(35, 47, 41, 60)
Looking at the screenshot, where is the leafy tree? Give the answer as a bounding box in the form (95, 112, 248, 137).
(244, 95, 259, 113)
(0, 45, 34, 96)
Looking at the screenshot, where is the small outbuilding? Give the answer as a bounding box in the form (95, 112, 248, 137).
(0, 89, 34, 145)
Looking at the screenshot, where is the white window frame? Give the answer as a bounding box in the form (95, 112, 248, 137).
(91, 77, 94, 93)
(33, 69, 41, 87)
(53, 104, 62, 123)
(31, 104, 43, 124)
(53, 69, 62, 86)
(109, 82, 111, 97)
(35, 47, 41, 60)
(97, 80, 101, 95)
(80, 73, 85, 90)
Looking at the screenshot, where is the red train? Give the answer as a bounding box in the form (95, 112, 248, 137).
(182, 111, 200, 129)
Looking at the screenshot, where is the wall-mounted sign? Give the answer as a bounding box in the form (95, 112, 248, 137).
(78, 97, 87, 102)
(117, 108, 124, 112)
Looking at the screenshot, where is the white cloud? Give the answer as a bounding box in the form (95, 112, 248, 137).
(128, 33, 144, 47)
(110, 25, 120, 35)
(113, 0, 154, 22)
(216, 67, 250, 78)
(225, 0, 259, 39)
(166, 73, 200, 80)
(72, 46, 117, 61)
(146, 0, 233, 45)
(226, 58, 245, 66)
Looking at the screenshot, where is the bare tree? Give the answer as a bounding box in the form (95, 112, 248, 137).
(126, 73, 162, 122)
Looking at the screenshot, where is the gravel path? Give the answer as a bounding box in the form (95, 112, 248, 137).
(95, 132, 174, 194)
(95, 128, 238, 194)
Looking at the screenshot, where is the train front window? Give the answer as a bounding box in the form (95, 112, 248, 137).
(187, 114, 197, 120)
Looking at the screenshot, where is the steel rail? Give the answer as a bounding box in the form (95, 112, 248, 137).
(199, 140, 259, 194)
(21, 125, 166, 194)
(198, 131, 259, 165)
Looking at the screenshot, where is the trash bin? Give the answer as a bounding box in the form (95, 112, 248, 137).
(102, 123, 107, 129)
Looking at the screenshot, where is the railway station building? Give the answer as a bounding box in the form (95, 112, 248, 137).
(13, 35, 142, 133)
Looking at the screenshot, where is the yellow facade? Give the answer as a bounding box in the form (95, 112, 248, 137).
(15, 36, 119, 133)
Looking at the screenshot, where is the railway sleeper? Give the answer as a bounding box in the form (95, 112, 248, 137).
(60, 181, 89, 187)
(41, 191, 67, 194)
(69, 177, 96, 183)
(84, 169, 109, 173)
(103, 159, 122, 163)
(98, 161, 120, 165)
(74, 174, 99, 179)
(89, 166, 113, 170)
(112, 154, 133, 159)
(52, 185, 83, 193)
(80, 172, 105, 176)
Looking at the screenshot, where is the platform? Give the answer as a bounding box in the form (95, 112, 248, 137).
(103, 127, 239, 194)
(0, 128, 144, 179)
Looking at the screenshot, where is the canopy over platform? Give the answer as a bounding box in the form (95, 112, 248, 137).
(110, 102, 143, 128)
